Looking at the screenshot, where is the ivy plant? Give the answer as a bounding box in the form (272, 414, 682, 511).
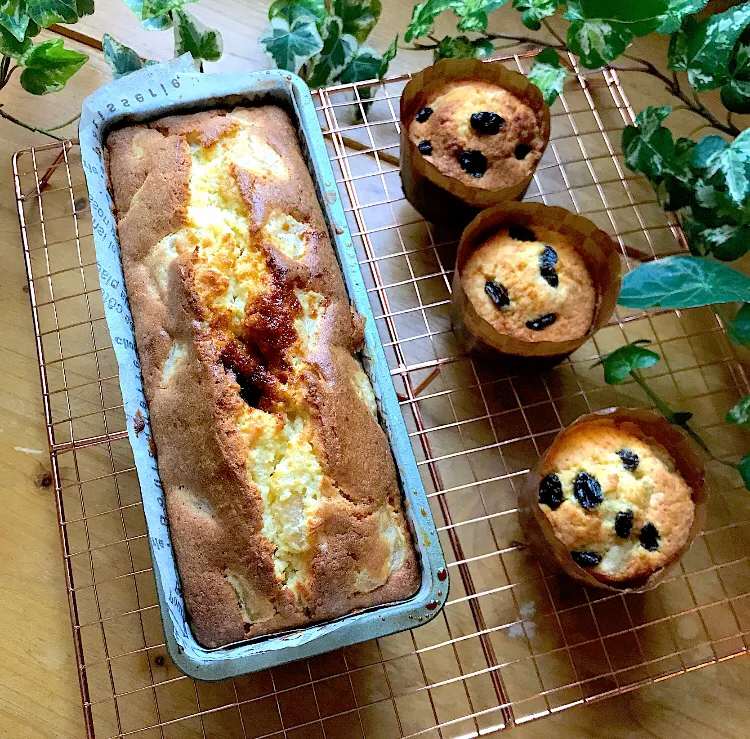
(0, 0, 93, 138)
(405, 0, 750, 485)
(594, 342, 750, 482)
(259, 0, 398, 98)
(103, 0, 223, 78)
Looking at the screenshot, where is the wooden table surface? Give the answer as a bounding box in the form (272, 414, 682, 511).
(1, 1, 748, 737)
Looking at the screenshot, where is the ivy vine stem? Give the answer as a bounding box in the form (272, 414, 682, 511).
(620, 53, 739, 136)
(630, 368, 739, 472)
(630, 369, 710, 453)
(0, 107, 64, 141)
(541, 18, 566, 48)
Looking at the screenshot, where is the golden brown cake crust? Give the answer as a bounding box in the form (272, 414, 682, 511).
(462, 225, 595, 343)
(106, 107, 419, 648)
(538, 420, 695, 583)
(408, 79, 546, 190)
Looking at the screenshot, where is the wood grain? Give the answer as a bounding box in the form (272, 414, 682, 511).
(0, 3, 748, 738)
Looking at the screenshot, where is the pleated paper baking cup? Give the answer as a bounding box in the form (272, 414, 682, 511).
(451, 202, 621, 368)
(400, 58, 551, 228)
(519, 408, 707, 593)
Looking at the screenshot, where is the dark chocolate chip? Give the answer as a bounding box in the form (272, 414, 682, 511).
(457, 150, 487, 178)
(540, 244, 559, 288)
(418, 140, 433, 155)
(539, 473, 563, 510)
(508, 224, 537, 242)
(573, 470, 603, 509)
(415, 107, 433, 122)
(617, 449, 639, 472)
(639, 523, 660, 551)
(514, 143, 532, 159)
(485, 280, 510, 310)
(526, 313, 557, 331)
(571, 551, 602, 567)
(614, 510, 634, 538)
(470, 111, 505, 135)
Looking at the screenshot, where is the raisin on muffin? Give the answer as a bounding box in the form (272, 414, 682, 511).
(538, 421, 695, 583)
(408, 79, 547, 190)
(462, 224, 595, 343)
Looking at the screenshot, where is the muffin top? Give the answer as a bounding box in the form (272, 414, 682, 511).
(538, 420, 696, 583)
(462, 224, 595, 343)
(408, 79, 547, 190)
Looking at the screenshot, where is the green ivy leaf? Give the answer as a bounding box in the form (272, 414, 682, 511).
(728, 395, 750, 426)
(700, 224, 748, 261)
(685, 3, 750, 92)
(565, 0, 668, 68)
(681, 212, 734, 256)
(173, 8, 222, 64)
(512, 0, 559, 32)
(433, 34, 493, 60)
(566, 20, 631, 68)
(704, 128, 750, 205)
(622, 106, 691, 189)
(122, 0, 172, 30)
(0, 0, 31, 42)
(26, 0, 93, 28)
(379, 33, 397, 75)
(565, 0, 667, 34)
(727, 304, 750, 347)
(141, 0, 195, 22)
(721, 78, 750, 114)
(622, 111, 695, 212)
(721, 43, 750, 114)
(694, 180, 721, 209)
(0, 15, 30, 56)
(736, 453, 750, 491)
(594, 340, 661, 385)
(405, 0, 456, 42)
(334, 0, 380, 43)
(733, 42, 750, 79)
(339, 45, 381, 82)
(653, 136, 698, 210)
(619, 255, 750, 310)
(19, 37, 87, 94)
(633, 103, 672, 137)
(454, 0, 508, 33)
(692, 134, 729, 169)
(306, 15, 357, 88)
(667, 16, 697, 71)
(268, 0, 326, 23)
(259, 14, 323, 74)
(343, 37, 396, 116)
(339, 35, 397, 84)
(656, 0, 707, 36)
(102, 33, 153, 78)
(528, 47, 568, 104)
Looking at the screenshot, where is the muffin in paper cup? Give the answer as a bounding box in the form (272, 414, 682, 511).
(451, 201, 621, 369)
(400, 58, 551, 228)
(519, 408, 707, 593)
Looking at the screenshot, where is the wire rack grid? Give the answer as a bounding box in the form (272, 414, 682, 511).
(12, 52, 750, 739)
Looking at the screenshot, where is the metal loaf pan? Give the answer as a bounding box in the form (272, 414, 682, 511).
(78, 58, 448, 680)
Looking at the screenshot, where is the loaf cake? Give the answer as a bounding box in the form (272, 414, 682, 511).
(106, 106, 419, 647)
(407, 79, 547, 189)
(461, 223, 595, 343)
(537, 419, 695, 583)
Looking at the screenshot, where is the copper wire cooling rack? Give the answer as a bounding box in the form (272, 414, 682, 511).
(13, 53, 750, 739)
